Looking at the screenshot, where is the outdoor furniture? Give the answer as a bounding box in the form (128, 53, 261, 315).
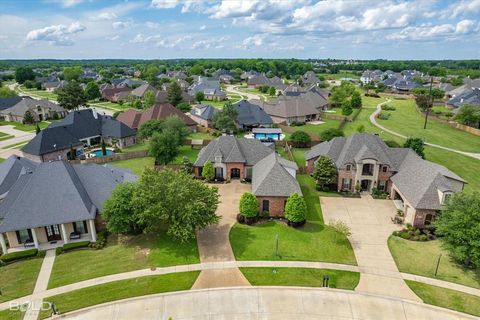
(70, 232, 81, 240)
(24, 240, 35, 248)
(391, 215, 404, 224)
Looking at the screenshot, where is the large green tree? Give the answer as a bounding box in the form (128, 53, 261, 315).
(0, 87, 17, 97)
(350, 91, 362, 109)
(284, 192, 307, 223)
(455, 104, 480, 128)
(149, 129, 182, 165)
(313, 155, 337, 191)
(102, 183, 142, 234)
(84, 82, 101, 101)
(167, 82, 183, 106)
(289, 130, 311, 147)
(435, 192, 480, 268)
(57, 81, 87, 111)
(195, 91, 205, 103)
(404, 137, 425, 159)
(134, 168, 220, 242)
(341, 100, 353, 116)
(63, 66, 83, 81)
(143, 90, 156, 109)
(15, 67, 35, 84)
(212, 102, 238, 133)
(138, 119, 164, 140)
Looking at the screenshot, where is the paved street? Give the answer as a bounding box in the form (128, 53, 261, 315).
(321, 195, 421, 301)
(58, 287, 476, 320)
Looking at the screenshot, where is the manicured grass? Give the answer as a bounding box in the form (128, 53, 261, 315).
(362, 95, 386, 109)
(378, 98, 480, 152)
(172, 145, 200, 164)
(207, 98, 238, 109)
(0, 157, 4, 163)
(240, 267, 360, 289)
(406, 280, 480, 317)
(39, 272, 200, 319)
(0, 309, 25, 320)
(291, 148, 307, 167)
(19, 86, 57, 100)
(275, 145, 290, 160)
(121, 142, 149, 152)
(188, 131, 213, 140)
(297, 174, 323, 222)
(2, 140, 29, 149)
(90, 101, 127, 111)
(318, 72, 360, 80)
(290, 119, 342, 139)
(0, 257, 44, 303)
(230, 222, 356, 265)
(0, 131, 13, 141)
(47, 232, 200, 289)
(388, 236, 480, 289)
(0, 120, 50, 132)
(110, 157, 155, 175)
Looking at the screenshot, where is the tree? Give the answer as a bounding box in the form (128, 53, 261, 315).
(138, 119, 164, 140)
(134, 168, 220, 242)
(177, 102, 191, 113)
(162, 116, 189, 142)
(284, 193, 307, 223)
(188, 64, 204, 76)
(195, 91, 205, 103)
(63, 66, 82, 81)
(341, 100, 353, 116)
(330, 219, 352, 243)
(289, 130, 311, 147)
(435, 192, 480, 268)
(0, 87, 17, 97)
(84, 82, 101, 101)
(356, 124, 365, 133)
(132, 99, 142, 109)
(35, 123, 41, 134)
(167, 82, 183, 106)
(57, 81, 87, 111)
(23, 110, 35, 124)
(320, 128, 344, 141)
(404, 137, 425, 159)
(202, 161, 214, 181)
(101, 138, 107, 156)
(455, 104, 480, 128)
(268, 86, 276, 96)
(149, 129, 182, 165)
(239, 192, 258, 218)
(212, 102, 238, 133)
(351, 91, 362, 109)
(102, 183, 142, 234)
(15, 67, 35, 84)
(143, 90, 156, 109)
(313, 155, 337, 191)
(182, 156, 193, 174)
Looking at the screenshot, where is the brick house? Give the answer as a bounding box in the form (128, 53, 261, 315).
(305, 133, 466, 227)
(194, 136, 301, 216)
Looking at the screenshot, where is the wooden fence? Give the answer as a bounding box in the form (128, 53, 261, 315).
(70, 150, 148, 165)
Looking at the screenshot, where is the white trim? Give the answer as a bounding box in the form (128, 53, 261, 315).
(0, 233, 7, 254)
(31, 228, 39, 249)
(60, 224, 69, 244)
(89, 220, 97, 242)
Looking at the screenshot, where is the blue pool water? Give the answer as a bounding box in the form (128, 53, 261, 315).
(254, 133, 281, 140)
(90, 149, 114, 157)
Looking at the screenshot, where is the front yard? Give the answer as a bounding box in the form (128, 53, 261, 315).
(0, 257, 44, 303)
(40, 272, 200, 319)
(240, 267, 360, 289)
(0, 120, 50, 132)
(47, 232, 200, 289)
(388, 236, 480, 289)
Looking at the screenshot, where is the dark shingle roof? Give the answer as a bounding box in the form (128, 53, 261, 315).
(0, 97, 23, 111)
(233, 100, 272, 127)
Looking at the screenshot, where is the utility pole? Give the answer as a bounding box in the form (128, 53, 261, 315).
(424, 76, 433, 129)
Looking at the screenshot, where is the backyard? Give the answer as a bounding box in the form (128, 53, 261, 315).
(0, 257, 44, 303)
(388, 236, 480, 289)
(47, 232, 199, 289)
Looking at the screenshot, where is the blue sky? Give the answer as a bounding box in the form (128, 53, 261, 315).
(0, 0, 479, 60)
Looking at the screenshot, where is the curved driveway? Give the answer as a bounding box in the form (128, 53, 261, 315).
(56, 287, 477, 320)
(370, 99, 480, 160)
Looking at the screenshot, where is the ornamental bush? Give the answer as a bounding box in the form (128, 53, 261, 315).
(289, 130, 311, 147)
(202, 161, 215, 181)
(239, 192, 258, 218)
(284, 193, 307, 224)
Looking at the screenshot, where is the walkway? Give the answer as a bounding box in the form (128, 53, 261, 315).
(52, 287, 477, 320)
(370, 99, 480, 160)
(0, 125, 35, 150)
(23, 249, 56, 320)
(224, 84, 265, 101)
(321, 195, 421, 301)
(192, 181, 251, 289)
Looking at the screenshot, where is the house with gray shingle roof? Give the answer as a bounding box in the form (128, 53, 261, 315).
(0, 156, 136, 254)
(188, 77, 227, 101)
(189, 104, 219, 128)
(0, 97, 66, 123)
(233, 100, 273, 130)
(194, 136, 301, 216)
(305, 133, 466, 227)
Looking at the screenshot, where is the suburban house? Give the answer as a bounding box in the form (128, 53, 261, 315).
(154, 90, 194, 104)
(301, 71, 321, 85)
(447, 88, 480, 109)
(131, 83, 157, 99)
(360, 70, 384, 84)
(117, 103, 197, 131)
(194, 136, 301, 216)
(110, 78, 146, 88)
(43, 80, 66, 92)
(0, 97, 66, 122)
(22, 109, 136, 162)
(189, 104, 218, 128)
(101, 87, 133, 102)
(247, 74, 287, 90)
(305, 133, 466, 227)
(0, 155, 136, 254)
(233, 100, 273, 130)
(188, 77, 227, 101)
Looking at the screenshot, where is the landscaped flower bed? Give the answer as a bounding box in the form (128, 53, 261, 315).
(393, 224, 436, 242)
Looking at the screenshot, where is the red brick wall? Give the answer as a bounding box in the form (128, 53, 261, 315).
(257, 196, 288, 217)
(378, 166, 393, 191)
(413, 209, 436, 228)
(306, 158, 317, 174)
(226, 163, 245, 179)
(337, 169, 355, 192)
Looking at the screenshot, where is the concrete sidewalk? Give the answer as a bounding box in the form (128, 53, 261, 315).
(54, 286, 477, 320)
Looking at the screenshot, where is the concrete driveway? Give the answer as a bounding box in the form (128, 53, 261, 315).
(321, 195, 421, 302)
(192, 181, 251, 289)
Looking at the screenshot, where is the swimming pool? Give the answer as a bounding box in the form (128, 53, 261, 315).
(89, 149, 114, 157)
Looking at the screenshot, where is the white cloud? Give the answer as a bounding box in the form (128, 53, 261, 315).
(92, 12, 117, 21)
(26, 21, 86, 46)
(388, 20, 478, 41)
(150, 0, 180, 9)
(192, 37, 228, 49)
(50, 0, 84, 8)
(146, 21, 161, 29)
(200, 25, 206, 30)
(156, 36, 191, 48)
(130, 33, 162, 43)
(450, 0, 480, 17)
(455, 19, 478, 34)
(242, 34, 265, 48)
(106, 35, 119, 41)
(112, 21, 132, 29)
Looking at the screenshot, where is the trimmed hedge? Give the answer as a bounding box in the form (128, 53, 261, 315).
(56, 241, 91, 256)
(0, 248, 38, 263)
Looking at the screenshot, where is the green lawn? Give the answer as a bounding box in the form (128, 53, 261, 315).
(171, 145, 200, 164)
(40, 272, 200, 319)
(378, 98, 480, 153)
(0, 131, 13, 141)
(121, 142, 149, 152)
(188, 131, 213, 140)
(240, 267, 360, 289)
(291, 148, 307, 167)
(0, 120, 50, 132)
(110, 157, 155, 175)
(0, 257, 44, 303)
(19, 86, 57, 100)
(3, 140, 29, 149)
(0, 157, 4, 163)
(207, 98, 238, 109)
(318, 72, 360, 80)
(362, 95, 386, 109)
(406, 280, 480, 317)
(90, 101, 127, 111)
(0, 309, 25, 320)
(290, 119, 342, 139)
(230, 174, 356, 265)
(48, 232, 200, 289)
(388, 236, 480, 289)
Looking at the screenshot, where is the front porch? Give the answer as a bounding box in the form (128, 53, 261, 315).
(0, 220, 97, 254)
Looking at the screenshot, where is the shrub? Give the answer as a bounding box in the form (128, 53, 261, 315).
(37, 250, 46, 258)
(112, 111, 121, 119)
(239, 192, 258, 218)
(365, 92, 380, 98)
(284, 193, 307, 224)
(202, 161, 215, 181)
(0, 249, 38, 263)
(289, 130, 311, 147)
(377, 112, 390, 120)
(236, 213, 245, 224)
(262, 210, 270, 219)
(384, 140, 401, 148)
(63, 241, 90, 252)
(381, 105, 396, 111)
(444, 111, 454, 118)
(399, 232, 411, 240)
(320, 128, 344, 141)
(52, 112, 60, 120)
(55, 247, 63, 256)
(419, 234, 428, 241)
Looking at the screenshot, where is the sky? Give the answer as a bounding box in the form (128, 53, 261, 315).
(0, 0, 479, 60)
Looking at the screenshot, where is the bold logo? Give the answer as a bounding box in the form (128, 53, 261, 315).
(10, 301, 52, 312)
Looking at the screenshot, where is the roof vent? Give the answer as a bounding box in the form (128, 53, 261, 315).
(92, 108, 98, 119)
